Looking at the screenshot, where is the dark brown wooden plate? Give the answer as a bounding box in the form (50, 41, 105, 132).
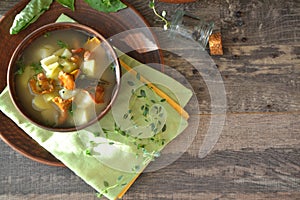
(0, 0, 163, 167)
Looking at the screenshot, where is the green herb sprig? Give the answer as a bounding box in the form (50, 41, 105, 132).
(149, 0, 170, 30)
(15, 59, 26, 75)
(56, 40, 69, 48)
(96, 175, 127, 198)
(142, 148, 161, 165)
(30, 62, 43, 74)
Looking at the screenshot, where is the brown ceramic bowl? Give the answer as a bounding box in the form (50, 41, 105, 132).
(7, 22, 121, 132)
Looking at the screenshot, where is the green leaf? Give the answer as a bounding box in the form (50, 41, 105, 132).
(103, 180, 109, 187)
(93, 132, 101, 137)
(84, 0, 127, 13)
(132, 165, 140, 171)
(96, 193, 104, 198)
(136, 72, 141, 80)
(15, 60, 25, 75)
(120, 131, 126, 136)
(56, 0, 75, 11)
(44, 32, 50, 37)
(10, 0, 53, 35)
(123, 113, 128, 119)
(30, 62, 43, 74)
(127, 80, 135, 86)
(143, 106, 149, 116)
(149, 1, 155, 9)
(140, 89, 146, 97)
(85, 149, 91, 155)
(150, 123, 155, 131)
(137, 144, 146, 149)
(15, 67, 25, 75)
(57, 40, 68, 48)
(117, 175, 123, 181)
(102, 128, 109, 134)
(162, 124, 167, 132)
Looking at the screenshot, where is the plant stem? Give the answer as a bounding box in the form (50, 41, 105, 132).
(149, 0, 170, 29)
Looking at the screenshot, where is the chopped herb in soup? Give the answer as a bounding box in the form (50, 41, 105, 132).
(15, 29, 117, 128)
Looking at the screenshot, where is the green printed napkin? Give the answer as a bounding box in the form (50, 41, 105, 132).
(0, 15, 193, 200)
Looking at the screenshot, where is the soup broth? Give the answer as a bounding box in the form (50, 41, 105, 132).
(15, 29, 117, 128)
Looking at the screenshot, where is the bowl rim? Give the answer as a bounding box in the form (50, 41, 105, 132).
(7, 22, 121, 132)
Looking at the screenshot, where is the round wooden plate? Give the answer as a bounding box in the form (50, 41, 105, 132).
(0, 0, 163, 167)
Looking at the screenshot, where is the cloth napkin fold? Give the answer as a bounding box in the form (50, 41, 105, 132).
(0, 14, 192, 200)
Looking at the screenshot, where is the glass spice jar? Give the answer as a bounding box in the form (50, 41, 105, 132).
(169, 9, 214, 50)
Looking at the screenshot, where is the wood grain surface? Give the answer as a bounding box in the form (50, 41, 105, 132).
(1, 0, 299, 200)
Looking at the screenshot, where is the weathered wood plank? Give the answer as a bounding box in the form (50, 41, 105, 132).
(163, 45, 300, 114)
(124, 192, 300, 200)
(0, 0, 20, 18)
(6, 192, 300, 200)
(186, 112, 299, 156)
(127, 147, 300, 195)
(3, 192, 300, 200)
(0, 194, 98, 200)
(220, 0, 300, 46)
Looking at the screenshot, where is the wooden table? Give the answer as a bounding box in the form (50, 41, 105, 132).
(1, 0, 299, 199)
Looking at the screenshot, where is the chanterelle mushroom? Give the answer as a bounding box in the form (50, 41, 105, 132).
(52, 96, 74, 124)
(29, 73, 55, 94)
(87, 85, 105, 104)
(58, 69, 81, 90)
